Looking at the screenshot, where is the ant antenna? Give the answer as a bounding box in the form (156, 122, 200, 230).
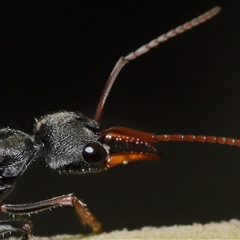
(94, 6, 221, 122)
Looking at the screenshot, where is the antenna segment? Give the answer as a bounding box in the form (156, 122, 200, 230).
(94, 6, 221, 122)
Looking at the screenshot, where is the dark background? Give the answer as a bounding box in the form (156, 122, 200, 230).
(0, 0, 240, 237)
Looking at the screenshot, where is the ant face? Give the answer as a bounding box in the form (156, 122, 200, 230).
(34, 111, 161, 174)
(34, 111, 110, 173)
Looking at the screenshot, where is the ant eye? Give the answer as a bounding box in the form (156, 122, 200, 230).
(82, 143, 107, 167)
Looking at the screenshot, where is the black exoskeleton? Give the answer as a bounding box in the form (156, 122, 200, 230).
(0, 128, 42, 200)
(34, 112, 108, 172)
(0, 112, 110, 238)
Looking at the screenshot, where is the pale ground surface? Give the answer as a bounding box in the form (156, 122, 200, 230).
(6, 219, 240, 239)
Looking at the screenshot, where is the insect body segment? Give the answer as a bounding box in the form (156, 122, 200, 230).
(0, 128, 42, 201)
(0, 6, 226, 239)
(34, 112, 109, 172)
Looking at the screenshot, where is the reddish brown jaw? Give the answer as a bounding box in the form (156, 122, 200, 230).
(105, 152, 160, 168)
(100, 126, 161, 168)
(100, 126, 156, 143)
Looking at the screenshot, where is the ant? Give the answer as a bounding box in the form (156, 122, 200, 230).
(0, 6, 233, 239)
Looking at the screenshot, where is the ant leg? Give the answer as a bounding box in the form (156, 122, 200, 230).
(0, 193, 102, 233)
(0, 220, 32, 240)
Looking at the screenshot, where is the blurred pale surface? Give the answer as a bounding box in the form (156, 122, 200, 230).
(6, 219, 240, 239)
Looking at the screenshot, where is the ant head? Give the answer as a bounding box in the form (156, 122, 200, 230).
(34, 111, 110, 173)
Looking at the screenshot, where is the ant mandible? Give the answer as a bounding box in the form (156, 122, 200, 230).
(0, 6, 232, 239)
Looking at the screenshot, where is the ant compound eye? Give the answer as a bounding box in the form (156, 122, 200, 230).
(82, 142, 107, 167)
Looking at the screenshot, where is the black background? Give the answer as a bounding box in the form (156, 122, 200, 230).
(0, 0, 240, 237)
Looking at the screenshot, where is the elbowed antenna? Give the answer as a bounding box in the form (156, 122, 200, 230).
(94, 6, 221, 122)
